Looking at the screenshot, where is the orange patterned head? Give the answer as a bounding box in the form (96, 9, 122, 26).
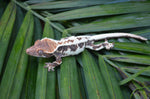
(26, 38, 58, 58)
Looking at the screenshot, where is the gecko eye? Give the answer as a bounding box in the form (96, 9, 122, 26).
(38, 50, 43, 55)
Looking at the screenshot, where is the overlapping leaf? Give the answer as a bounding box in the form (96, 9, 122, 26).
(98, 55, 123, 98)
(104, 58, 150, 98)
(20, 12, 40, 99)
(122, 66, 150, 76)
(0, 2, 16, 74)
(48, 1, 150, 21)
(80, 50, 110, 99)
(59, 56, 80, 99)
(104, 54, 150, 65)
(0, 11, 34, 99)
(66, 13, 150, 33)
(120, 66, 150, 85)
(30, 0, 115, 9)
(113, 42, 150, 55)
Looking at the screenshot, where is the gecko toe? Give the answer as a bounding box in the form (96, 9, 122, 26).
(48, 66, 55, 71)
(48, 67, 51, 71)
(44, 62, 55, 71)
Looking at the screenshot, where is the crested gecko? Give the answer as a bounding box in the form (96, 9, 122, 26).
(26, 33, 147, 71)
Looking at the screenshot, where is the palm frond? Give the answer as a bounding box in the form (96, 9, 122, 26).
(0, 0, 150, 99)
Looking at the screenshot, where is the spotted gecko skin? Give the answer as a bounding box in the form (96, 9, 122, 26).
(26, 33, 147, 71)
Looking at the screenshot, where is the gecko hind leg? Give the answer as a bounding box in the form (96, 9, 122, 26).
(44, 57, 62, 71)
(103, 39, 114, 50)
(85, 39, 114, 51)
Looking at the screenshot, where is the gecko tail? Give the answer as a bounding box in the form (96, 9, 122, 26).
(89, 33, 147, 41)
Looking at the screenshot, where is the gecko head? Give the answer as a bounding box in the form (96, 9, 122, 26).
(26, 38, 58, 58)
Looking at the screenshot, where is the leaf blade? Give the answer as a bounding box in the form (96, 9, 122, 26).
(104, 55, 150, 65)
(98, 55, 123, 99)
(113, 42, 150, 55)
(0, 2, 16, 74)
(59, 56, 80, 99)
(30, 0, 115, 9)
(9, 12, 34, 99)
(0, 11, 33, 99)
(48, 1, 150, 21)
(66, 13, 150, 33)
(120, 66, 150, 85)
(80, 50, 110, 99)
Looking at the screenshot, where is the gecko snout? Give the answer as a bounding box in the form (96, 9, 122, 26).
(26, 47, 44, 57)
(26, 48, 31, 55)
(26, 47, 35, 56)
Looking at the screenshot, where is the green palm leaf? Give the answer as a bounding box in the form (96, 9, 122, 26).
(0, 11, 34, 99)
(66, 13, 150, 33)
(47, 1, 150, 21)
(0, 2, 16, 74)
(0, 0, 150, 99)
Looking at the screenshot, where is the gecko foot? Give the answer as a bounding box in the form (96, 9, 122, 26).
(44, 63, 55, 71)
(104, 39, 114, 50)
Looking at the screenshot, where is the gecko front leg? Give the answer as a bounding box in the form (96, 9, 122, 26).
(85, 39, 114, 51)
(44, 56, 62, 71)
